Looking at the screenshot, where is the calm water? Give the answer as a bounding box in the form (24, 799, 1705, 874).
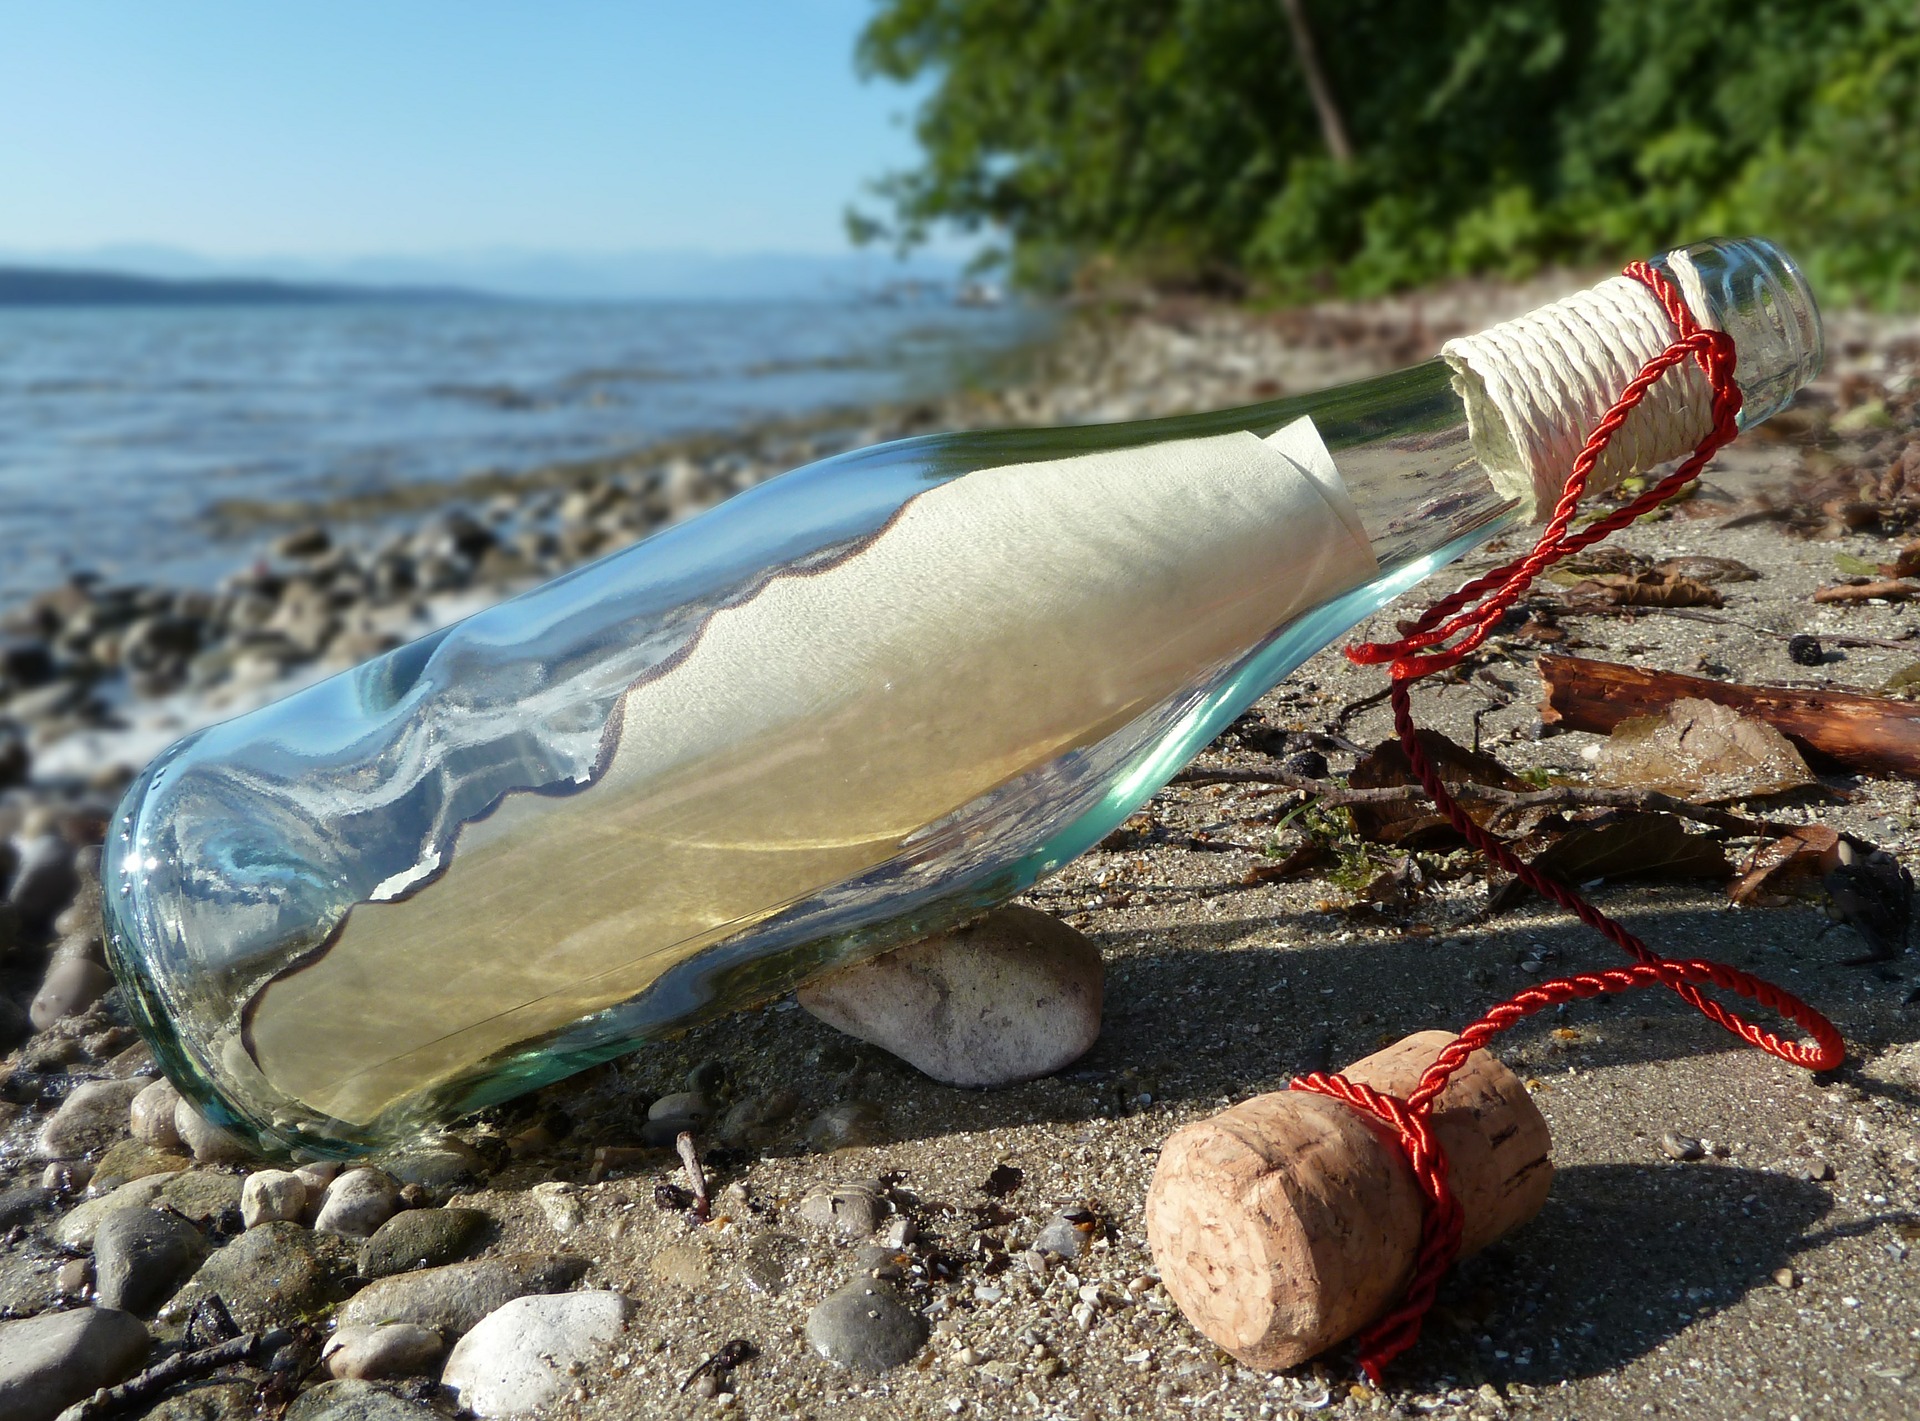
(0, 297, 1048, 610)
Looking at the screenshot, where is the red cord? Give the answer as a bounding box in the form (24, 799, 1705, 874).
(1294, 261, 1846, 1384)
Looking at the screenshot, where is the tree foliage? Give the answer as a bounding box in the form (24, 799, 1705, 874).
(853, 0, 1920, 304)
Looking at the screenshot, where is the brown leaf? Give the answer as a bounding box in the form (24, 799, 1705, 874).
(1812, 579, 1920, 603)
(1730, 824, 1841, 906)
(1565, 571, 1723, 608)
(1347, 730, 1530, 847)
(1242, 841, 1331, 884)
(1489, 813, 1732, 912)
(1594, 698, 1815, 803)
(1886, 542, 1920, 579)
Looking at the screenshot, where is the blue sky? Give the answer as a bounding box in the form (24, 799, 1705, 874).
(0, 2, 930, 259)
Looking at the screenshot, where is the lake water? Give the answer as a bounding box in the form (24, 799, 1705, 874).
(0, 296, 1048, 611)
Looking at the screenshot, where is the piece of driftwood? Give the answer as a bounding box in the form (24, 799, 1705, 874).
(1538, 654, 1920, 778)
(1145, 1031, 1552, 1370)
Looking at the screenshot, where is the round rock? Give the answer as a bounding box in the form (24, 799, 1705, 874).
(358, 1206, 489, 1278)
(795, 1179, 889, 1238)
(93, 1205, 207, 1313)
(30, 958, 112, 1031)
(322, 1323, 447, 1381)
(172, 1101, 255, 1165)
(313, 1168, 400, 1239)
(241, 1169, 309, 1229)
(284, 1379, 439, 1421)
(441, 1291, 632, 1417)
(35, 1078, 145, 1160)
(805, 1279, 928, 1372)
(161, 1220, 360, 1332)
(338, 1253, 588, 1337)
(129, 1078, 185, 1150)
(797, 906, 1103, 1087)
(0, 1305, 151, 1421)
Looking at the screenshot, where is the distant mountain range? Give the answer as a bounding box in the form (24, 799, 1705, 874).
(0, 266, 490, 307)
(0, 245, 970, 302)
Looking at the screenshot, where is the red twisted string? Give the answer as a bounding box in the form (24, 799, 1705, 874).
(1292, 261, 1846, 1385)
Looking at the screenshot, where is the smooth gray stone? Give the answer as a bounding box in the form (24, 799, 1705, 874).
(0, 1306, 150, 1421)
(338, 1254, 588, 1337)
(358, 1207, 490, 1279)
(54, 1174, 178, 1249)
(805, 1279, 928, 1372)
(34, 1079, 144, 1160)
(92, 1206, 206, 1313)
(284, 1379, 438, 1421)
(440, 1291, 631, 1416)
(161, 1221, 360, 1332)
(312, 1169, 399, 1240)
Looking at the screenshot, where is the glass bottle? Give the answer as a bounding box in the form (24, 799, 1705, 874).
(104, 238, 1822, 1156)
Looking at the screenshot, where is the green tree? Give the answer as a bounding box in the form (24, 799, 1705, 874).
(852, 0, 1920, 304)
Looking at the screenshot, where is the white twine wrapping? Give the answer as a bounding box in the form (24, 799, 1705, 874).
(1442, 252, 1717, 518)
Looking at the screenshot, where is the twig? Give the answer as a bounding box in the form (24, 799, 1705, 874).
(63, 1328, 289, 1420)
(676, 1131, 710, 1222)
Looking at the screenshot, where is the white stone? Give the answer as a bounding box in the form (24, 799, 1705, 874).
(441, 1291, 631, 1417)
(313, 1168, 400, 1239)
(173, 1099, 256, 1164)
(529, 1182, 583, 1234)
(321, 1323, 446, 1380)
(128, 1078, 184, 1150)
(797, 906, 1103, 1087)
(242, 1169, 310, 1228)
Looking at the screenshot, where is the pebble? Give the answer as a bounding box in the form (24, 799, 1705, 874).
(717, 1087, 799, 1146)
(358, 1205, 490, 1278)
(7, 833, 79, 926)
(284, 1379, 440, 1421)
(797, 906, 1103, 1087)
(161, 1220, 361, 1331)
(172, 1100, 256, 1165)
(55, 1173, 179, 1248)
(805, 1101, 890, 1152)
(1661, 1131, 1706, 1162)
(529, 1181, 584, 1234)
(241, 1168, 310, 1228)
(313, 1168, 401, 1239)
(440, 1290, 633, 1417)
(128, 1078, 185, 1150)
(89, 1139, 192, 1192)
(796, 1179, 890, 1238)
(338, 1253, 589, 1336)
(641, 1090, 714, 1146)
(139, 1379, 255, 1421)
(0, 1184, 54, 1230)
(1032, 1212, 1095, 1260)
(0, 1305, 151, 1421)
(34, 1077, 145, 1159)
(806, 1278, 929, 1372)
(322, 1323, 448, 1381)
(92, 1205, 207, 1313)
(374, 1136, 487, 1196)
(29, 958, 112, 1031)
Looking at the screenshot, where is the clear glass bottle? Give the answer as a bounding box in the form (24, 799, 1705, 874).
(105, 238, 1822, 1156)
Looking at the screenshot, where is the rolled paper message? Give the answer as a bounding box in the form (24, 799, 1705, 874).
(1144, 1030, 1553, 1370)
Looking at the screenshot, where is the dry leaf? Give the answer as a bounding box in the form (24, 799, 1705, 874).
(1813, 579, 1920, 603)
(1242, 841, 1331, 884)
(1347, 730, 1530, 847)
(1594, 698, 1815, 802)
(1730, 824, 1841, 906)
(1489, 812, 1732, 912)
(1564, 571, 1723, 608)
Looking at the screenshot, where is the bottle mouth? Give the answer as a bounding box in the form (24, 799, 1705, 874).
(1655, 236, 1824, 429)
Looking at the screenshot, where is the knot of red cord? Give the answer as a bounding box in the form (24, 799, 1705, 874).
(1292, 260, 1846, 1385)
